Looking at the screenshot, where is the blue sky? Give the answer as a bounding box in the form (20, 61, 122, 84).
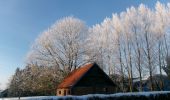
(0, 0, 168, 90)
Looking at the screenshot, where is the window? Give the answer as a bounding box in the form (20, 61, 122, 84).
(58, 91, 61, 94)
(64, 90, 66, 95)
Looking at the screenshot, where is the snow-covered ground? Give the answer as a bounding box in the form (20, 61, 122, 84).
(1, 91, 170, 100)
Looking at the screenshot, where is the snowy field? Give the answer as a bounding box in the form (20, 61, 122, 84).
(1, 91, 170, 100)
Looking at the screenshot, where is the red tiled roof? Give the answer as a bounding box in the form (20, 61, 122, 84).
(57, 63, 94, 89)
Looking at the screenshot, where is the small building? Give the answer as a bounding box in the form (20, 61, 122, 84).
(142, 74, 170, 91)
(56, 63, 117, 96)
(0, 89, 8, 97)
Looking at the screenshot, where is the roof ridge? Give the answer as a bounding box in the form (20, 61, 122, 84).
(57, 63, 94, 88)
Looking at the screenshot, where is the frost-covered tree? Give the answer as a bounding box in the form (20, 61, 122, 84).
(8, 68, 23, 97)
(87, 17, 116, 72)
(154, 2, 170, 90)
(8, 64, 64, 96)
(120, 6, 145, 91)
(27, 16, 89, 73)
(87, 14, 127, 92)
(110, 14, 126, 92)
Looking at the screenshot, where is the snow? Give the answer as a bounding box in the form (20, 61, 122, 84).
(1, 91, 170, 100)
(112, 91, 170, 97)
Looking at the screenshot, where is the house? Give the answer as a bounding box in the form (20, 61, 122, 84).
(0, 89, 8, 97)
(142, 74, 170, 91)
(132, 74, 170, 91)
(56, 63, 117, 96)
